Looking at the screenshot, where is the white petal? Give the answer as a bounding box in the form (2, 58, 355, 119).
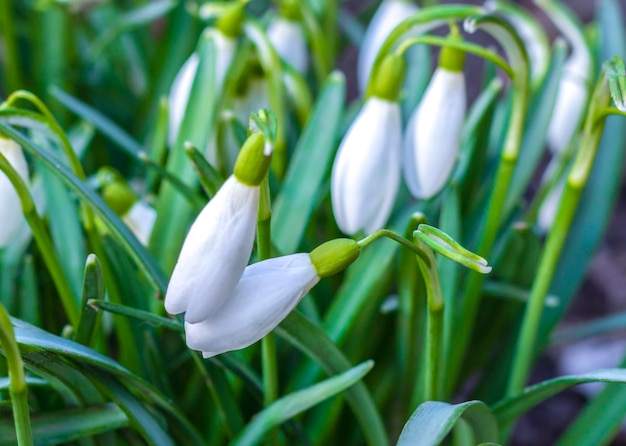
(168, 30, 236, 149)
(546, 68, 588, 154)
(331, 97, 401, 234)
(267, 17, 309, 74)
(0, 138, 29, 248)
(357, 0, 419, 94)
(122, 200, 156, 246)
(164, 176, 258, 323)
(168, 54, 199, 148)
(185, 254, 319, 357)
(403, 68, 466, 199)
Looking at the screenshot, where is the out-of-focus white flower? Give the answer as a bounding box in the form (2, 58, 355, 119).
(546, 61, 589, 154)
(0, 137, 29, 248)
(357, 0, 418, 94)
(331, 97, 401, 234)
(122, 200, 157, 246)
(267, 16, 308, 74)
(536, 158, 565, 234)
(185, 239, 360, 357)
(403, 58, 466, 199)
(165, 133, 270, 324)
(168, 29, 237, 161)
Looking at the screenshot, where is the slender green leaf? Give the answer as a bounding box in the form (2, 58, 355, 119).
(74, 255, 104, 346)
(493, 369, 626, 424)
(0, 403, 128, 446)
(276, 311, 388, 446)
(233, 361, 373, 446)
(272, 72, 345, 254)
(397, 401, 498, 446)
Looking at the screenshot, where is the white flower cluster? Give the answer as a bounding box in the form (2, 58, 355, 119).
(332, 0, 466, 235)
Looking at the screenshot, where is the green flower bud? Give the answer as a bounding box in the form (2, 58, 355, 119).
(233, 132, 271, 186)
(309, 238, 360, 278)
(279, 0, 301, 20)
(217, 1, 246, 38)
(371, 53, 406, 102)
(439, 25, 465, 73)
(103, 181, 136, 216)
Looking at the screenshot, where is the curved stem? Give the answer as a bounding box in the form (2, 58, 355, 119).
(357, 229, 429, 264)
(395, 35, 514, 79)
(0, 150, 79, 325)
(0, 305, 33, 446)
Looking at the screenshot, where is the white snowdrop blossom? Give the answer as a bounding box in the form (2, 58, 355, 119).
(185, 254, 320, 357)
(164, 133, 270, 324)
(267, 17, 308, 74)
(0, 137, 29, 248)
(122, 200, 157, 246)
(357, 0, 418, 94)
(185, 238, 360, 357)
(168, 29, 236, 159)
(331, 97, 401, 235)
(403, 67, 466, 199)
(546, 61, 589, 154)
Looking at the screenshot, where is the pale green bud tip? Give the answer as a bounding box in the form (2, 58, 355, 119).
(217, 1, 246, 38)
(604, 55, 626, 112)
(309, 238, 360, 278)
(371, 54, 406, 101)
(279, 0, 301, 20)
(102, 182, 136, 216)
(234, 132, 271, 186)
(439, 24, 465, 72)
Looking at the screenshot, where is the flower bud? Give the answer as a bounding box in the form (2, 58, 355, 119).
(331, 97, 402, 234)
(402, 60, 466, 199)
(0, 137, 29, 248)
(216, 1, 246, 38)
(309, 238, 360, 278)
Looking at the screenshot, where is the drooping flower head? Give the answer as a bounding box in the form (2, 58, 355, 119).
(0, 137, 29, 248)
(331, 54, 405, 235)
(164, 131, 271, 324)
(168, 2, 245, 161)
(402, 31, 466, 200)
(185, 239, 360, 357)
(357, 0, 418, 95)
(267, 0, 309, 74)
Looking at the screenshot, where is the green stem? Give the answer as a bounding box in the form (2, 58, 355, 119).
(0, 150, 79, 325)
(445, 14, 530, 394)
(395, 35, 514, 79)
(257, 176, 278, 412)
(357, 228, 429, 263)
(412, 238, 444, 404)
(0, 0, 21, 92)
(507, 79, 609, 396)
(0, 304, 33, 446)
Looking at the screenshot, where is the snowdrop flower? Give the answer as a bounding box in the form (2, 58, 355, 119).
(168, 2, 245, 160)
(403, 40, 466, 200)
(541, 0, 592, 154)
(546, 60, 589, 154)
(267, 13, 308, 74)
(185, 239, 360, 357)
(165, 132, 271, 324)
(358, 0, 418, 94)
(0, 137, 29, 248)
(331, 54, 405, 235)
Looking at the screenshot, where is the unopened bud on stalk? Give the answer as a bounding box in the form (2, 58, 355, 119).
(403, 27, 466, 199)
